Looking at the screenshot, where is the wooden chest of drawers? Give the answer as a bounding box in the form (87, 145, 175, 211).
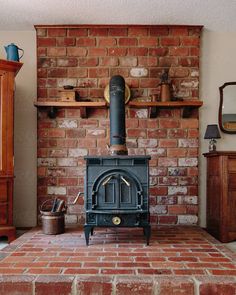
(204, 151, 236, 242)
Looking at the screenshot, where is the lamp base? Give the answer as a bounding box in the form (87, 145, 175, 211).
(209, 139, 217, 152)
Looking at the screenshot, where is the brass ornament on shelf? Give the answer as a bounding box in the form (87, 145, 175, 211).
(104, 83, 131, 104)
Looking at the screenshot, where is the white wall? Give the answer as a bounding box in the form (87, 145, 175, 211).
(0, 31, 37, 227)
(200, 30, 236, 227)
(1, 29, 236, 228)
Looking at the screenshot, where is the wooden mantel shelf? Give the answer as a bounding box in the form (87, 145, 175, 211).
(128, 100, 203, 118)
(34, 99, 203, 118)
(34, 101, 107, 118)
(128, 100, 203, 107)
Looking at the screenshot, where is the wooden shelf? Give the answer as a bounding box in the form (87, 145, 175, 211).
(128, 100, 203, 118)
(34, 101, 107, 118)
(34, 99, 203, 118)
(128, 100, 203, 107)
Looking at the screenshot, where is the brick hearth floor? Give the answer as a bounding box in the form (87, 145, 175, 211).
(0, 226, 235, 294)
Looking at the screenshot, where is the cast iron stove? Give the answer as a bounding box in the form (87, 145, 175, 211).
(84, 76, 151, 245)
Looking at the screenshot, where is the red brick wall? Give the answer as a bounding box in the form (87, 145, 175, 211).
(36, 25, 202, 226)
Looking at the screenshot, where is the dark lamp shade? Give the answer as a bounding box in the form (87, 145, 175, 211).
(204, 124, 221, 139)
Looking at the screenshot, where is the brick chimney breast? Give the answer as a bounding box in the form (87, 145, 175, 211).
(35, 25, 202, 226)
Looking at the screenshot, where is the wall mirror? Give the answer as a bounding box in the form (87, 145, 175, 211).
(219, 82, 236, 134)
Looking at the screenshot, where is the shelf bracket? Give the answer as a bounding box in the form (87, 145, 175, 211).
(79, 106, 87, 118)
(47, 106, 58, 119)
(149, 106, 158, 118)
(43, 106, 87, 119)
(182, 106, 195, 118)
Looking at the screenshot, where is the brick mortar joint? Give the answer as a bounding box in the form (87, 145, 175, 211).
(71, 276, 77, 295)
(192, 277, 200, 295)
(32, 275, 38, 295)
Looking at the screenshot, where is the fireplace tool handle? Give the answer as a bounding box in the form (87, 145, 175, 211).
(68, 192, 84, 205)
(102, 175, 113, 186)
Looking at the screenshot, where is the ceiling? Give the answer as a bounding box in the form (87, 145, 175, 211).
(0, 0, 236, 32)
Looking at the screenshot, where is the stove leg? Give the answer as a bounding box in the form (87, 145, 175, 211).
(91, 227, 94, 236)
(143, 225, 151, 246)
(84, 225, 92, 246)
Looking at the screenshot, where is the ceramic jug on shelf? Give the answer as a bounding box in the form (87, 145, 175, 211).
(4, 43, 24, 62)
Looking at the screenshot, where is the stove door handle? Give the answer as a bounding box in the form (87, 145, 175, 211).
(121, 176, 130, 186)
(102, 175, 112, 186)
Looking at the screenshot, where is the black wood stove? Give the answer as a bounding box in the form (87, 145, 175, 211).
(84, 76, 151, 245)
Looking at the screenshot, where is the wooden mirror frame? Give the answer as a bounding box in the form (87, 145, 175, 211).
(219, 81, 236, 134)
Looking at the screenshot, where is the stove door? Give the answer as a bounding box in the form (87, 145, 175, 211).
(92, 170, 143, 210)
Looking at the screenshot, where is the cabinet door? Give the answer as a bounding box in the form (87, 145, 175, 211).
(206, 157, 221, 238)
(227, 157, 236, 239)
(0, 70, 6, 174)
(0, 179, 7, 224)
(0, 69, 14, 176)
(0, 204, 7, 225)
(0, 179, 13, 225)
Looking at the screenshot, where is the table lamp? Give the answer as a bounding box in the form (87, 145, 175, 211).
(204, 124, 221, 152)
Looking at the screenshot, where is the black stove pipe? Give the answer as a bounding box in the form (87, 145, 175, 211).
(109, 75, 128, 155)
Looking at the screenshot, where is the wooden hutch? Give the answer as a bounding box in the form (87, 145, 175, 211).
(0, 59, 22, 242)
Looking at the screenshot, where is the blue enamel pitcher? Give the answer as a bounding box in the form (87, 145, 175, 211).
(4, 43, 24, 62)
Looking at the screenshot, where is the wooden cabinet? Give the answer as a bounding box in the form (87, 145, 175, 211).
(0, 59, 22, 242)
(204, 151, 236, 242)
